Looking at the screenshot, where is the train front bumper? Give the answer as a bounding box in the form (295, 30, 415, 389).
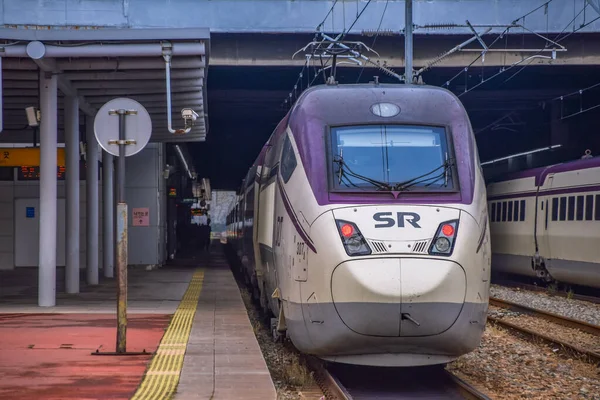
(330, 257, 466, 337)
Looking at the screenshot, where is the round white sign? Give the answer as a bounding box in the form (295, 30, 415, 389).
(94, 98, 152, 157)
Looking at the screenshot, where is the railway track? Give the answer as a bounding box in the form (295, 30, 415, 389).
(308, 357, 490, 399)
(488, 297, 600, 364)
(494, 279, 600, 305)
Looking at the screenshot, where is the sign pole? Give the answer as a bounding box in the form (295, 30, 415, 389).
(91, 97, 151, 357)
(115, 109, 129, 354)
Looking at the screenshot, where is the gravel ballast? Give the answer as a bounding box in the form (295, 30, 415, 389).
(448, 324, 600, 399)
(490, 284, 600, 326)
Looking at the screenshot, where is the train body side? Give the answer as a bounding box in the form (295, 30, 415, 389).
(487, 156, 600, 288)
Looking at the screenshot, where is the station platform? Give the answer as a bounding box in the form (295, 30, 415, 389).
(0, 250, 277, 399)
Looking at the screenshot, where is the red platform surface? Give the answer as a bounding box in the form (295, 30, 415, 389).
(0, 313, 171, 399)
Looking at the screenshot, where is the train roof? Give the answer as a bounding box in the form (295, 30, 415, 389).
(291, 83, 464, 123)
(491, 155, 600, 187)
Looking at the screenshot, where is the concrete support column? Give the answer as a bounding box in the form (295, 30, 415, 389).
(65, 96, 80, 293)
(38, 72, 58, 307)
(102, 150, 114, 278)
(86, 116, 99, 285)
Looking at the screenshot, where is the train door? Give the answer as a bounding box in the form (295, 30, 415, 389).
(535, 180, 550, 258)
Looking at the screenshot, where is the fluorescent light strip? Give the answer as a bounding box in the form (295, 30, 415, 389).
(174, 144, 193, 179)
(480, 144, 562, 166)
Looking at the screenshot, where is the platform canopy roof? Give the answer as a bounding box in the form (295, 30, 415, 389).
(0, 28, 209, 143)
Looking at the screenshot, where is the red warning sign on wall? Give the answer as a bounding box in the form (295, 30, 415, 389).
(132, 208, 149, 227)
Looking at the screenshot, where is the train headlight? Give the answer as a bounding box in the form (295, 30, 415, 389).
(335, 219, 372, 257)
(434, 237, 451, 253)
(428, 219, 459, 256)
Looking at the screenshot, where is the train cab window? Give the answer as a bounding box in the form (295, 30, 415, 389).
(507, 201, 513, 222)
(552, 198, 559, 221)
(586, 195, 594, 221)
(491, 203, 496, 222)
(513, 201, 519, 222)
(576, 196, 584, 221)
(520, 200, 526, 221)
(567, 196, 575, 221)
(559, 197, 567, 221)
(280, 134, 297, 184)
(330, 125, 454, 191)
(502, 201, 507, 222)
(595, 195, 600, 220)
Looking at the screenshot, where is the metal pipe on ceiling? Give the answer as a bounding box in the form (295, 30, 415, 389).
(2, 42, 205, 58)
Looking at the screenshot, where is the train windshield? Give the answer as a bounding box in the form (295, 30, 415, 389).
(330, 125, 454, 191)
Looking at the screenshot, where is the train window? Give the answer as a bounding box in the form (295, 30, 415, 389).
(552, 198, 558, 221)
(330, 124, 454, 191)
(280, 134, 297, 184)
(491, 203, 496, 222)
(559, 197, 567, 221)
(502, 201, 507, 222)
(513, 200, 519, 222)
(567, 196, 575, 221)
(576, 196, 584, 221)
(596, 195, 600, 220)
(507, 201, 513, 222)
(586, 195, 594, 221)
(496, 202, 501, 221)
(520, 200, 525, 221)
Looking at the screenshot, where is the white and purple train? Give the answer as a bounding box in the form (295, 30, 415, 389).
(226, 83, 491, 367)
(487, 156, 600, 289)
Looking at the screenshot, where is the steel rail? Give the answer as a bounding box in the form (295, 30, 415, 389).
(489, 297, 600, 336)
(445, 370, 492, 400)
(488, 316, 600, 365)
(306, 356, 348, 399)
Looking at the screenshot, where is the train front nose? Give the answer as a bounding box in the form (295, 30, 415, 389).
(331, 258, 467, 337)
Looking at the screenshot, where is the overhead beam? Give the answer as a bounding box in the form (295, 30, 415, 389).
(70, 78, 204, 90)
(3, 42, 205, 58)
(63, 69, 204, 81)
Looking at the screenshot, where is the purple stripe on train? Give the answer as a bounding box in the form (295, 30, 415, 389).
(277, 180, 317, 254)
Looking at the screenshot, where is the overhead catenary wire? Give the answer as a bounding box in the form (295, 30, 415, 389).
(445, 0, 600, 97)
(282, 0, 375, 110)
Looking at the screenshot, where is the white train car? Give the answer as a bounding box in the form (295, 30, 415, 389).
(227, 83, 491, 367)
(487, 156, 600, 289)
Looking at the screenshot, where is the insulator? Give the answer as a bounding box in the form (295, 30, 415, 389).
(361, 29, 397, 37)
(417, 23, 461, 30)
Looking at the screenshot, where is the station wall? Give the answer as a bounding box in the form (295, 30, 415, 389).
(0, 143, 167, 271)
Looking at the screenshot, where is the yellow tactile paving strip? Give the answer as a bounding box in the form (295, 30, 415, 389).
(131, 269, 204, 400)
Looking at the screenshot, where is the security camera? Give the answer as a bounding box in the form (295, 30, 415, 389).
(25, 106, 40, 127)
(181, 108, 199, 122)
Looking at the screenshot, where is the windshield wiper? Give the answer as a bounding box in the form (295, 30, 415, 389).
(333, 156, 393, 191)
(392, 159, 454, 191)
